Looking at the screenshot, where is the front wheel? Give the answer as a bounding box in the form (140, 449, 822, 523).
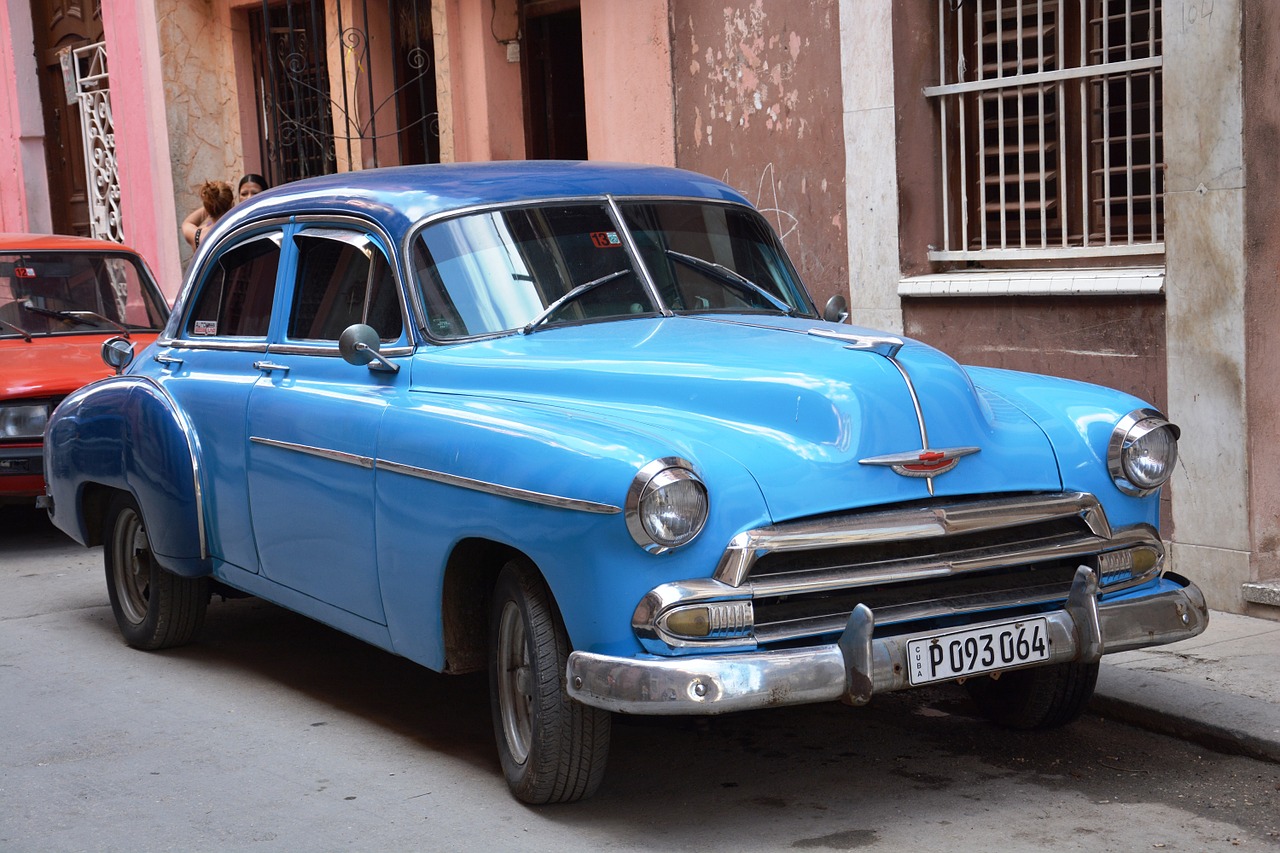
(488, 560, 611, 804)
(103, 492, 208, 650)
(965, 660, 1099, 730)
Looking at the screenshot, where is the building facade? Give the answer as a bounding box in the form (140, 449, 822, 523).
(1, 0, 1275, 617)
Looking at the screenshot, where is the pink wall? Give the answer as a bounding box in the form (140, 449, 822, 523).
(102, 4, 183, 299)
(442, 0, 525, 162)
(0, 1, 52, 234)
(581, 0, 674, 166)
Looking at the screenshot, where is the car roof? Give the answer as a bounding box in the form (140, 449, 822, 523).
(0, 233, 145, 253)
(214, 161, 753, 239)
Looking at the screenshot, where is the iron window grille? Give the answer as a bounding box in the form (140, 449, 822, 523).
(925, 0, 1163, 262)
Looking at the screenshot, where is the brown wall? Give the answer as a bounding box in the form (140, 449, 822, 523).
(1243, 0, 1280, 583)
(903, 296, 1168, 411)
(670, 0, 847, 309)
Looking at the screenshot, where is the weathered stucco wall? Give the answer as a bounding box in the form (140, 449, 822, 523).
(581, 0, 674, 166)
(1164, 0, 1249, 611)
(158, 0, 244, 267)
(1243, 0, 1280, 593)
(671, 0, 847, 309)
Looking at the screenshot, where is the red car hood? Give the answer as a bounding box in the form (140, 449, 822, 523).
(2, 334, 159, 399)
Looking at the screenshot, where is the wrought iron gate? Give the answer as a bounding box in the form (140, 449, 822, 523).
(250, 0, 439, 186)
(71, 41, 124, 242)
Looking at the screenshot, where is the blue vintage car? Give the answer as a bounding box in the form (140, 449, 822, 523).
(42, 162, 1206, 803)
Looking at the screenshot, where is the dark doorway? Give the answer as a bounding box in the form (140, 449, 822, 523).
(30, 0, 103, 236)
(521, 1, 587, 160)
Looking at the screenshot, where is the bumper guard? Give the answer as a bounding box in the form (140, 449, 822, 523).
(566, 567, 1207, 715)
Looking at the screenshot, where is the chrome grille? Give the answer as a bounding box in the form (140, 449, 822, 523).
(712, 492, 1162, 646)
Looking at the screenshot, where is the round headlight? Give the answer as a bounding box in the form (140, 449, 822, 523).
(1108, 409, 1180, 497)
(626, 458, 709, 553)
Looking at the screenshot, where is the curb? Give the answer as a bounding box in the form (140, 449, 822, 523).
(1091, 664, 1280, 765)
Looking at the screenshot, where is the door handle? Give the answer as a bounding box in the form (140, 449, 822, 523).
(153, 354, 184, 368)
(254, 361, 291, 373)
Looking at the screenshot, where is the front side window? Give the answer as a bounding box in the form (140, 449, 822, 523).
(411, 200, 812, 340)
(186, 234, 281, 339)
(926, 0, 1163, 261)
(0, 251, 167, 338)
(287, 229, 403, 343)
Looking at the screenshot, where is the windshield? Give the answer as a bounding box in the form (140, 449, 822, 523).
(412, 203, 657, 339)
(618, 200, 814, 317)
(411, 199, 814, 339)
(0, 250, 168, 339)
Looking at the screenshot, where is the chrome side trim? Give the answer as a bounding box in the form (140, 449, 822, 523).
(376, 459, 621, 515)
(567, 572, 1208, 715)
(162, 339, 271, 352)
(713, 492, 1111, 588)
(249, 437, 374, 469)
(265, 343, 415, 358)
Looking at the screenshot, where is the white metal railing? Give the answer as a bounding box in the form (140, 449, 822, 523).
(924, 0, 1163, 262)
(73, 41, 125, 244)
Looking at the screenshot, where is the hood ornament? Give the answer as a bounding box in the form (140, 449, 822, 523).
(860, 446, 981, 479)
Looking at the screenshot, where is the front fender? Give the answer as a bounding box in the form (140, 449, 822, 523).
(45, 376, 209, 576)
(967, 366, 1163, 528)
(374, 392, 772, 667)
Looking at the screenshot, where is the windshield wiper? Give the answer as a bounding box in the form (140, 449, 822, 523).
(20, 303, 131, 337)
(0, 316, 32, 342)
(665, 250, 794, 316)
(521, 269, 632, 335)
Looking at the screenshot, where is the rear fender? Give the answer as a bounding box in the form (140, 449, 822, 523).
(45, 376, 209, 576)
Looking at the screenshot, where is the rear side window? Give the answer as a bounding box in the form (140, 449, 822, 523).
(287, 229, 402, 343)
(186, 235, 281, 338)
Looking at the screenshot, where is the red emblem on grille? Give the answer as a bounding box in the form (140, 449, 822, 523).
(859, 447, 981, 479)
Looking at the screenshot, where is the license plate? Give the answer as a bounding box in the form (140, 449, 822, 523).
(906, 617, 1050, 686)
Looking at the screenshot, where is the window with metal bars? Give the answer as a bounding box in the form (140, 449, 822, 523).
(925, 0, 1163, 261)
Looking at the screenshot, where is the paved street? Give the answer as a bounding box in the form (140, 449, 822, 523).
(2, 505, 1277, 852)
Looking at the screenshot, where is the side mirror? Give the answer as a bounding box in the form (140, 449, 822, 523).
(101, 336, 135, 374)
(338, 324, 400, 373)
(822, 294, 849, 324)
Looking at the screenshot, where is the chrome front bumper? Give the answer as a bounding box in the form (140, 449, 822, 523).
(566, 568, 1208, 715)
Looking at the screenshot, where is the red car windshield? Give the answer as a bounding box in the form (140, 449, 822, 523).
(0, 250, 167, 339)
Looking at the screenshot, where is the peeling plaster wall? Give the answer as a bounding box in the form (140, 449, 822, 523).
(671, 0, 847, 309)
(157, 1, 244, 267)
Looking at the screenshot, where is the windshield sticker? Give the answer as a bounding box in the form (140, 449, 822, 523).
(193, 320, 218, 336)
(14, 266, 36, 278)
(590, 231, 621, 248)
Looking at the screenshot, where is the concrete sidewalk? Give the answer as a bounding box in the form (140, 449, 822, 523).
(1092, 610, 1280, 764)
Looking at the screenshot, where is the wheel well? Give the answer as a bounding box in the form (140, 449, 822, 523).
(440, 538, 527, 674)
(77, 482, 118, 548)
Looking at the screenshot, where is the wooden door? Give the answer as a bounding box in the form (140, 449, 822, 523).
(30, 0, 103, 236)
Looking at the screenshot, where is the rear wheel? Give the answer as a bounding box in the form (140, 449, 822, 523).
(103, 492, 208, 650)
(488, 560, 611, 804)
(965, 661, 1099, 730)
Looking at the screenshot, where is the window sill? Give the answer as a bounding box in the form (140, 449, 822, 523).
(898, 267, 1165, 298)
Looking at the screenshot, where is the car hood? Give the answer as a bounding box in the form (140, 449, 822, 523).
(2, 334, 158, 399)
(411, 316, 1062, 522)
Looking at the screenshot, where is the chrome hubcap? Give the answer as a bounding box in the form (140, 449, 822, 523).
(496, 601, 534, 764)
(111, 508, 152, 626)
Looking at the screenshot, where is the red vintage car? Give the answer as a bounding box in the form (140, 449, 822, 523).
(0, 233, 169, 504)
